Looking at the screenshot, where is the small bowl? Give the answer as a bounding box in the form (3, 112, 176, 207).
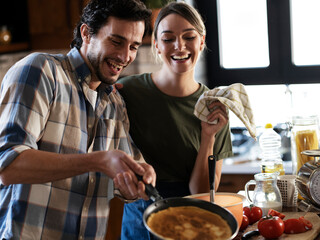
(187, 192, 245, 228)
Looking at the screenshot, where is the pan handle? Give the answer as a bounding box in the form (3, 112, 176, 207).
(136, 174, 163, 202)
(208, 155, 216, 203)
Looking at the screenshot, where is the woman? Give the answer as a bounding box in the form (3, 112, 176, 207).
(118, 2, 233, 239)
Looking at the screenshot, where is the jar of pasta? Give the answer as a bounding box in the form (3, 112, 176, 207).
(290, 115, 319, 175)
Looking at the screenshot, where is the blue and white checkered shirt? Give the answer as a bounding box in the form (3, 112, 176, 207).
(0, 48, 142, 239)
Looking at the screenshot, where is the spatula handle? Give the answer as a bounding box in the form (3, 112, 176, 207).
(208, 155, 216, 203)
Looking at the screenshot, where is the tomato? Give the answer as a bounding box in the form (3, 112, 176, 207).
(268, 209, 286, 219)
(240, 215, 249, 231)
(243, 205, 263, 224)
(258, 215, 285, 239)
(284, 218, 307, 234)
(243, 206, 251, 218)
(299, 216, 313, 229)
(284, 217, 313, 234)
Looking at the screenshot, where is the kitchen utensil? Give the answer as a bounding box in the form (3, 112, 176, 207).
(140, 155, 238, 239)
(143, 197, 239, 240)
(136, 174, 162, 202)
(245, 172, 282, 216)
(296, 149, 320, 209)
(208, 155, 215, 202)
(277, 174, 298, 207)
(242, 229, 259, 239)
(187, 192, 246, 227)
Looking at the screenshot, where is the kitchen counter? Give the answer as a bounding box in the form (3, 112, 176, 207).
(219, 158, 293, 193)
(222, 158, 293, 174)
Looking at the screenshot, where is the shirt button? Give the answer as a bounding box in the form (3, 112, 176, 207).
(83, 207, 87, 211)
(79, 236, 83, 240)
(90, 178, 94, 183)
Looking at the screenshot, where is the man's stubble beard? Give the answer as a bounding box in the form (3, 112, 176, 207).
(87, 51, 116, 86)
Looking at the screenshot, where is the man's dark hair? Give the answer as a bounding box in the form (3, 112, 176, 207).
(71, 0, 151, 49)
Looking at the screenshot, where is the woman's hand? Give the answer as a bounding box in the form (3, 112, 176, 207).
(201, 101, 229, 138)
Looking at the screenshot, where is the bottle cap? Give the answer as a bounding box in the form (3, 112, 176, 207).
(265, 123, 273, 129)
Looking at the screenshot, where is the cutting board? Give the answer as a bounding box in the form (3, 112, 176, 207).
(243, 212, 320, 240)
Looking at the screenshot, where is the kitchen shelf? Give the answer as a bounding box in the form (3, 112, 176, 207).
(0, 42, 30, 54)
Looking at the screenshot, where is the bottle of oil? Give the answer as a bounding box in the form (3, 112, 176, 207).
(259, 123, 285, 175)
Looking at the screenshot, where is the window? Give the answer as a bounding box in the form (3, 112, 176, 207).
(195, 0, 320, 88)
(218, 0, 269, 69)
(291, 0, 320, 66)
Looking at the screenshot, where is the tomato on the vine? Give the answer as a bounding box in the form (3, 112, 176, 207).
(243, 205, 263, 224)
(284, 216, 313, 234)
(240, 215, 249, 231)
(258, 215, 284, 239)
(268, 209, 286, 219)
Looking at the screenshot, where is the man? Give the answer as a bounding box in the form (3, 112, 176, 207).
(0, 0, 155, 239)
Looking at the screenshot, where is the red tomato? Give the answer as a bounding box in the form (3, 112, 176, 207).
(258, 215, 285, 239)
(284, 217, 313, 234)
(299, 216, 313, 229)
(243, 206, 251, 218)
(243, 205, 263, 224)
(268, 209, 286, 219)
(250, 206, 263, 224)
(284, 218, 307, 234)
(240, 215, 249, 231)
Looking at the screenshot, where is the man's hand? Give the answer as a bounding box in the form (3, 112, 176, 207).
(112, 83, 123, 93)
(103, 150, 156, 200)
(113, 162, 155, 201)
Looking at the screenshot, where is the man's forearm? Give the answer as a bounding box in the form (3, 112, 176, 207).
(0, 149, 97, 185)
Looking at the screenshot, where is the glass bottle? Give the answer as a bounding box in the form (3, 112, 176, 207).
(245, 173, 282, 216)
(291, 115, 319, 175)
(259, 123, 285, 175)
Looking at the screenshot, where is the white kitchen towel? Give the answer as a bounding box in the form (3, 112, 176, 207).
(194, 83, 256, 139)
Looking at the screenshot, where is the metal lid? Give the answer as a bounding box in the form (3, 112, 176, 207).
(292, 115, 319, 126)
(301, 149, 320, 157)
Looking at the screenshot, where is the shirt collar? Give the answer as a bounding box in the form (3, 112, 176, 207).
(67, 47, 113, 95)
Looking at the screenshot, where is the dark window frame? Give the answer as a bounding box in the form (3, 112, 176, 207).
(194, 0, 320, 88)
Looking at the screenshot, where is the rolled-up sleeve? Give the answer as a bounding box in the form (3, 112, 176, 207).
(0, 53, 55, 171)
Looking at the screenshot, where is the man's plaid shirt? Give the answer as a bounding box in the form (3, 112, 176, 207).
(0, 48, 142, 239)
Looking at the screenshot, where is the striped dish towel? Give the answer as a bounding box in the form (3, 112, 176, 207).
(194, 83, 256, 139)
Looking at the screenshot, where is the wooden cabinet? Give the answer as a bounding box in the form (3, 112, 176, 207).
(218, 174, 254, 193)
(27, 0, 86, 50)
(0, 43, 29, 54)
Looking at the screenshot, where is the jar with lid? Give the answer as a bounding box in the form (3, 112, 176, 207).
(290, 115, 319, 175)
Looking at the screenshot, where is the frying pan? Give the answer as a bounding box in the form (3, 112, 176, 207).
(139, 156, 239, 240)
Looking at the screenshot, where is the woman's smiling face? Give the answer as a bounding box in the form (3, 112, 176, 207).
(155, 13, 205, 74)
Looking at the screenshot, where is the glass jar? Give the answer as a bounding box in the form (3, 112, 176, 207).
(291, 115, 319, 175)
(245, 173, 282, 216)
